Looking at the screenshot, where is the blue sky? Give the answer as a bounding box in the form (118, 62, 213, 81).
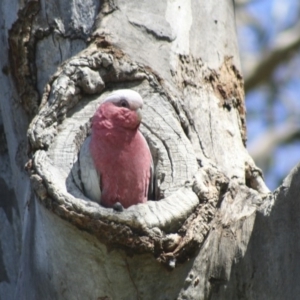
(237, 0, 300, 190)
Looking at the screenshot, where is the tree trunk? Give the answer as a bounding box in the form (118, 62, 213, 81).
(0, 1, 298, 299)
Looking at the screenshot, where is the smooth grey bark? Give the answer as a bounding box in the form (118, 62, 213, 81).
(0, 1, 299, 300)
(210, 164, 300, 300)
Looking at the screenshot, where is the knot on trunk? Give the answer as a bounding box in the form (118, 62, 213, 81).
(27, 41, 234, 268)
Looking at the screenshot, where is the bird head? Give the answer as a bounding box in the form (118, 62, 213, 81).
(93, 89, 144, 130)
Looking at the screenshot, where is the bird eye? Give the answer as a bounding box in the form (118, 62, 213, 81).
(119, 99, 129, 108)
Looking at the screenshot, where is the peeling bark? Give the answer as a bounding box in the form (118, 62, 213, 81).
(205, 56, 246, 145)
(8, 1, 40, 116)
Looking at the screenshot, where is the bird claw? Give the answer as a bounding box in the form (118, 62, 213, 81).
(113, 202, 124, 212)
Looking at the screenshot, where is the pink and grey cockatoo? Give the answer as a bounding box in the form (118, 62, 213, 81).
(79, 89, 153, 209)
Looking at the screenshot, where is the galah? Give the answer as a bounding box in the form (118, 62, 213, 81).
(79, 89, 152, 209)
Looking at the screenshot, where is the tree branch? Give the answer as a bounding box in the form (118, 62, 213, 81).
(244, 23, 300, 92)
(248, 122, 300, 163)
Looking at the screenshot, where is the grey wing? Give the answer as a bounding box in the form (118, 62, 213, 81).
(148, 150, 157, 201)
(148, 159, 154, 200)
(79, 136, 101, 203)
